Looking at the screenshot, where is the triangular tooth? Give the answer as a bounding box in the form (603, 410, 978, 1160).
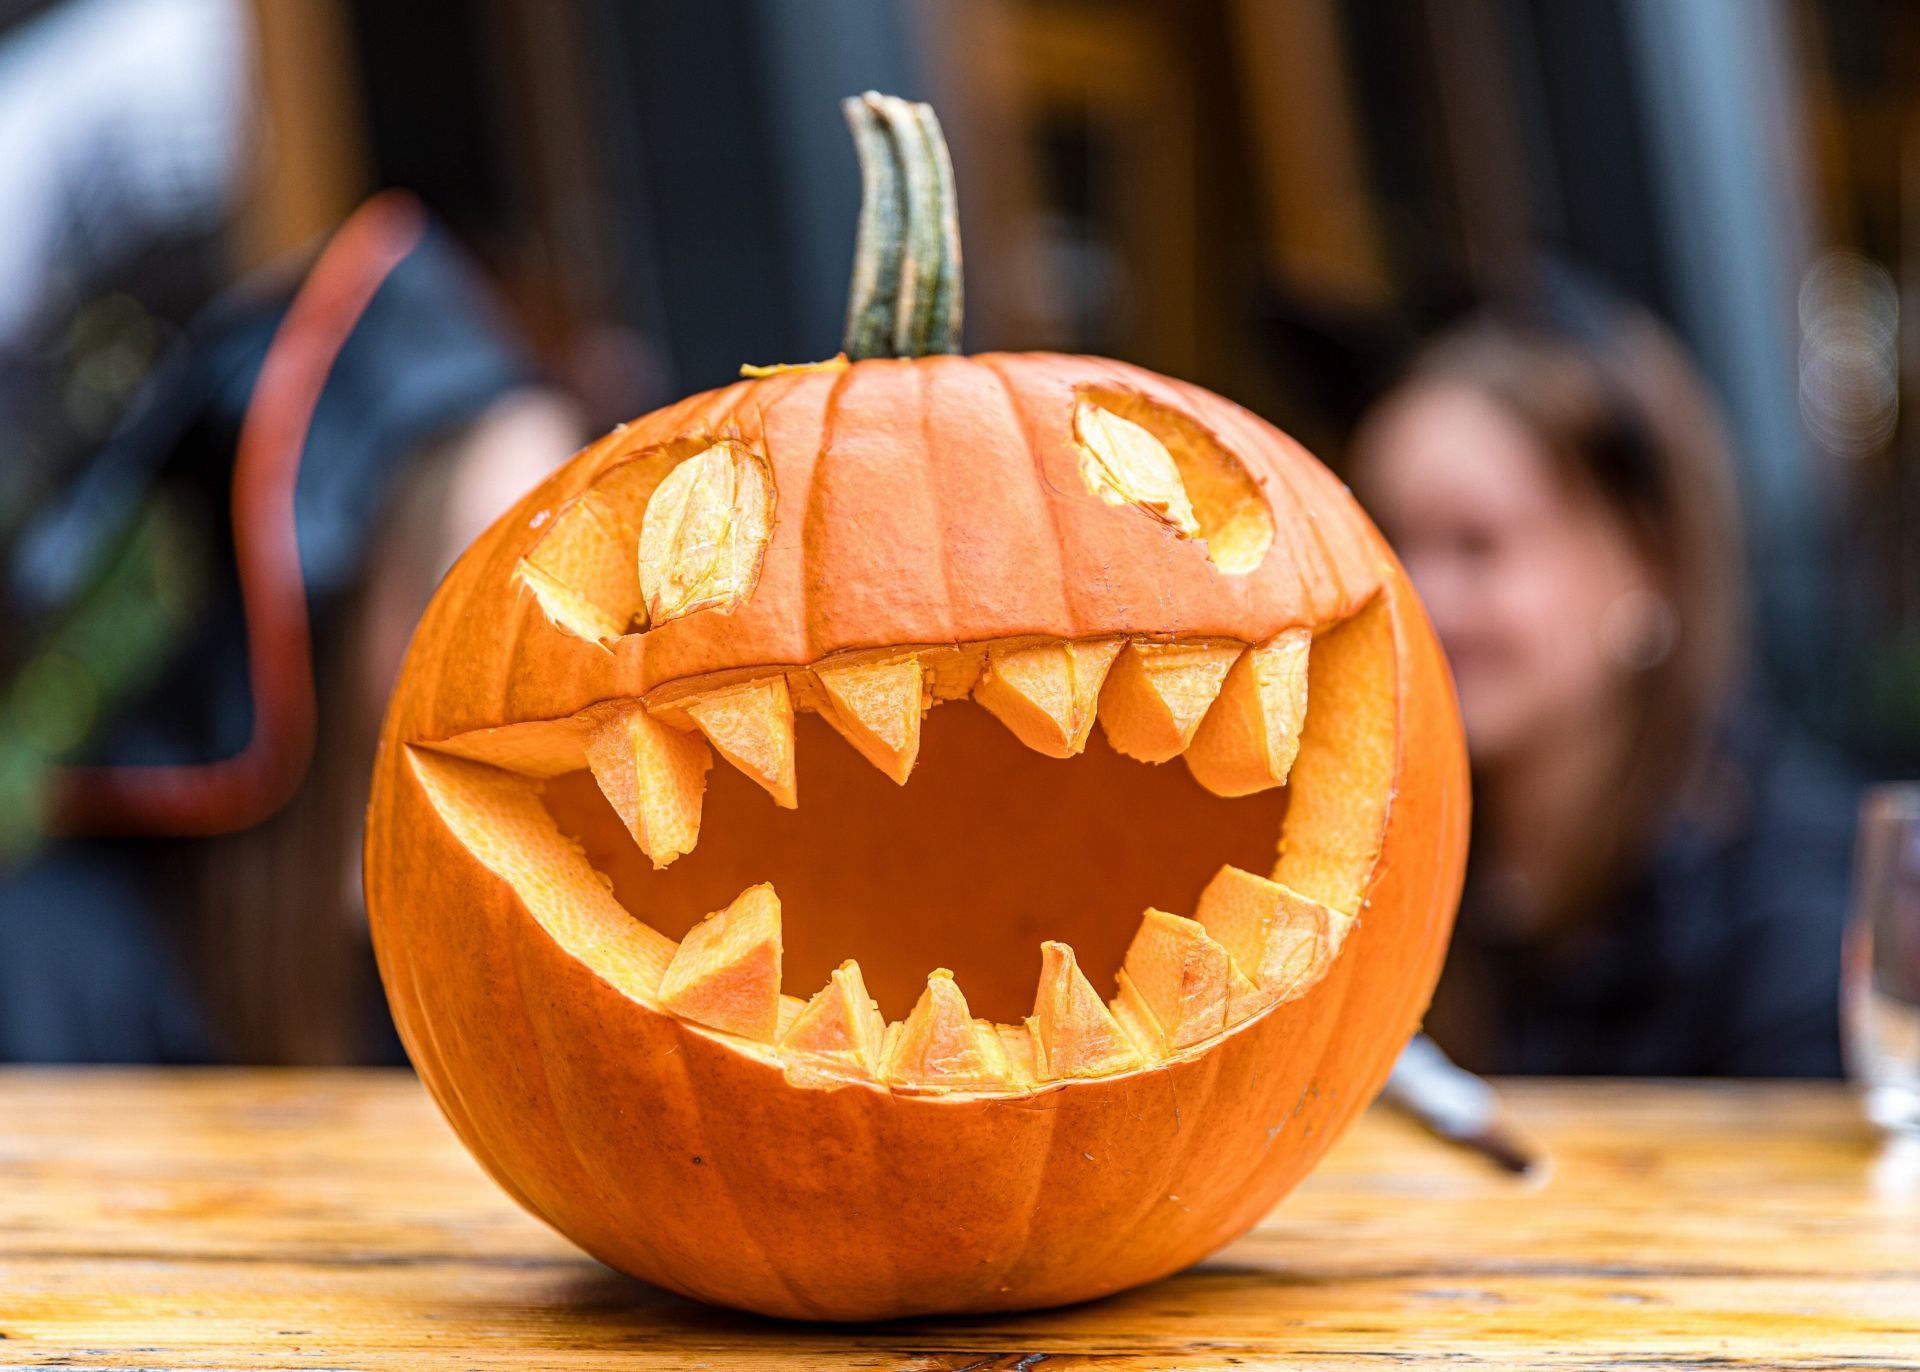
(1196, 864, 1338, 1000)
(780, 958, 887, 1077)
(883, 969, 1015, 1089)
(683, 677, 798, 808)
(1098, 642, 1243, 763)
(974, 638, 1124, 758)
(814, 656, 926, 784)
(583, 701, 711, 868)
(1030, 941, 1144, 1080)
(1119, 909, 1235, 1049)
(656, 884, 783, 1041)
(1185, 628, 1310, 796)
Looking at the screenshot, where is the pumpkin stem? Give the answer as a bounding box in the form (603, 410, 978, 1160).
(841, 92, 963, 359)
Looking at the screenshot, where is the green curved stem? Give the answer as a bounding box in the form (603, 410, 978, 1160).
(841, 91, 964, 359)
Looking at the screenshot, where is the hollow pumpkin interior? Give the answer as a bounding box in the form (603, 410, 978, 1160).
(544, 707, 1290, 1022)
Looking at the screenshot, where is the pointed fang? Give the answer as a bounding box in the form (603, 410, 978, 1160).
(1098, 641, 1242, 763)
(883, 969, 1015, 1089)
(1186, 628, 1310, 796)
(975, 639, 1124, 758)
(815, 656, 927, 784)
(1030, 941, 1143, 1080)
(684, 676, 798, 808)
(781, 958, 887, 1078)
(583, 700, 711, 868)
(656, 884, 783, 1041)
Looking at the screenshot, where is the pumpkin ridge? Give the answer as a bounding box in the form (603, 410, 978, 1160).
(836, 1083, 913, 1312)
(368, 760, 516, 1219)
(512, 934, 739, 1306)
(967, 1067, 1065, 1298)
(730, 362, 817, 428)
(1208, 906, 1363, 1249)
(743, 369, 835, 671)
(405, 756, 606, 1256)
(913, 361, 965, 645)
(801, 360, 863, 663)
(987, 1073, 1108, 1298)
(501, 912, 664, 1272)
(1077, 1048, 1223, 1291)
(662, 1021, 833, 1318)
(975, 353, 1082, 640)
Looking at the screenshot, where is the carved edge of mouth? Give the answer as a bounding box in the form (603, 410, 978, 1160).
(405, 601, 1397, 1101)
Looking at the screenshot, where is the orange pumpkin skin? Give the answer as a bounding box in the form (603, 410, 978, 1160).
(365, 352, 1467, 1319)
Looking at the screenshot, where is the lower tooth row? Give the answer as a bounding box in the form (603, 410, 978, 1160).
(651, 865, 1341, 1090)
(583, 628, 1313, 872)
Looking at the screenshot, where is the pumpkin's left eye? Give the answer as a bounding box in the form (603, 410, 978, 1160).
(515, 439, 774, 642)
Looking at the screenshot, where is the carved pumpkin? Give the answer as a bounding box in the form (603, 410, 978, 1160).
(365, 93, 1467, 1320)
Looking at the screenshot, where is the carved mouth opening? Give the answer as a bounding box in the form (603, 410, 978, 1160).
(406, 599, 1396, 1099)
(543, 703, 1288, 1025)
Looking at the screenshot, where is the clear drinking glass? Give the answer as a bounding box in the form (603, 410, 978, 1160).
(1845, 783, 1920, 1136)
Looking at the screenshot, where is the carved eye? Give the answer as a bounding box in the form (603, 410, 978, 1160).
(1073, 393, 1275, 574)
(515, 439, 774, 642)
(637, 441, 774, 627)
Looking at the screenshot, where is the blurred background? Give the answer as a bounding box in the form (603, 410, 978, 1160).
(3, 0, 1916, 1070)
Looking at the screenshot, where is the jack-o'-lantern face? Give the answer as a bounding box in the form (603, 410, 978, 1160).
(364, 95, 1466, 1322)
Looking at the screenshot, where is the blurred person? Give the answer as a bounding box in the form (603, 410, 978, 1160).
(0, 0, 592, 1064)
(0, 199, 582, 1063)
(1353, 279, 1857, 1077)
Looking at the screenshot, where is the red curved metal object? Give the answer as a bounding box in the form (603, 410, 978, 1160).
(52, 191, 426, 837)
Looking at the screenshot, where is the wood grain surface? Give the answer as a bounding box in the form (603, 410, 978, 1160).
(2, 1071, 1916, 1368)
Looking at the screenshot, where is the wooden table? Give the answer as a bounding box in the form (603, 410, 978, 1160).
(2, 1072, 1916, 1368)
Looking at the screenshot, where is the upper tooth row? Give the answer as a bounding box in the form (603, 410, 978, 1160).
(587, 631, 1311, 871)
(652, 864, 1347, 1092)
